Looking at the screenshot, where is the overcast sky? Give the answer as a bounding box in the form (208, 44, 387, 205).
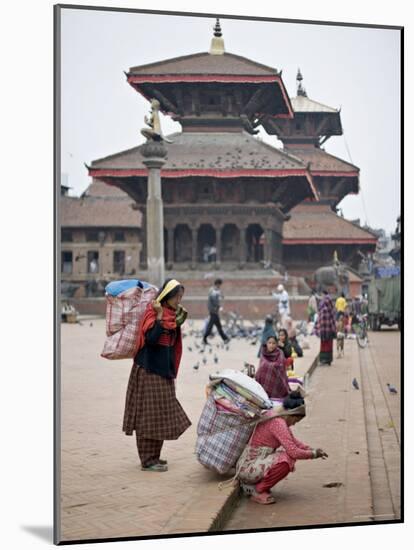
(61, 8, 401, 233)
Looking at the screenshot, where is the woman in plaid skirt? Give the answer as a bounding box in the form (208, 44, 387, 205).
(316, 290, 337, 366)
(122, 279, 191, 472)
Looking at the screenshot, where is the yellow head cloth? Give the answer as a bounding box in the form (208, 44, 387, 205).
(155, 279, 181, 304)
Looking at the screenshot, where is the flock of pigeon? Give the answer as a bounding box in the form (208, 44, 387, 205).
(352, 377, 398, 394)
(183, 319, 262, 372)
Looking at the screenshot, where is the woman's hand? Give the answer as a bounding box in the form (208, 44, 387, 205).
(315, 448, 328, 459)
(152, 300, 163, 320)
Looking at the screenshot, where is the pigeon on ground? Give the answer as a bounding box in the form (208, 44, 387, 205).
(209, 347, 212, 354)
(90, 322, 93, 327)
(352, 378, 360, 390)
(202, 356, 207, 365)
(386, 383, 398, 394)
(214, 354, 219, 364)
(187, 346, 193, 352)
(225, 345, 229, 351)
(199, 348, 204, 354)
(193, 362, 199, 371)
(194, 342, 200, 349)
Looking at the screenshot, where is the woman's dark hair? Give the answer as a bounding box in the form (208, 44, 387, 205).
(157, 279, 185, 304)
(266, 335, 277, 343)
(214, 278, 223, 286)
(278, 328, 289, 341)
(283, 390, 305, 410)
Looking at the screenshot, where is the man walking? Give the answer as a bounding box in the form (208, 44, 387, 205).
(203, 278, 230, 345)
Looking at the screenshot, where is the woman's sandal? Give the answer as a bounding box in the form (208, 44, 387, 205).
(240, 484, 276, 505)
(141, 463, 168, 472)
(250, 492, 276, 505)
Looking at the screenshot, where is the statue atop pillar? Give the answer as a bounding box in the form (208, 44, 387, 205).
(141, 98, 172, 143)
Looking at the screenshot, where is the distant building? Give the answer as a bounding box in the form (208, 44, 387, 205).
(60, 180, 142, 296)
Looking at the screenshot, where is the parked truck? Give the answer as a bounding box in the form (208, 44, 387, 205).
(368, 275, 401, 330)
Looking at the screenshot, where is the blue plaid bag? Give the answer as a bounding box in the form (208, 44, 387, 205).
(195, 395, 255, 474)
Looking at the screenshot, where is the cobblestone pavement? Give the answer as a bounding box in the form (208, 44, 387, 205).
(224, 337, 375, 531)
(59, 317, 319, 542)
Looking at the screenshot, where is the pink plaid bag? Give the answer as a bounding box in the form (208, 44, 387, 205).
(101, 285, 158, 360)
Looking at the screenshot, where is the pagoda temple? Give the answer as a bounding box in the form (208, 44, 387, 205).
(262, 70, 377, 276)
(88, 20, 318, 272)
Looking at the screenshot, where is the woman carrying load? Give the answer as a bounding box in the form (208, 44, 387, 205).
(123, 279, 191, 472)
(235, 392, 328, 504)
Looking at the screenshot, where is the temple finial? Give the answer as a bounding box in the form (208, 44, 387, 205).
(297, 68, 307, 97)
(210, 18, 225, 55)
(214, 18, 222, 37)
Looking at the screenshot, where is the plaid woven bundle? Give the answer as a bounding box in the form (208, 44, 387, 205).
(101, 285, 157, 360)
(195, 395, 255, 474)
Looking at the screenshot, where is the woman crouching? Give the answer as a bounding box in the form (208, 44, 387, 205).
(122, 279, 191, 472)
(235, 392, 327, 504)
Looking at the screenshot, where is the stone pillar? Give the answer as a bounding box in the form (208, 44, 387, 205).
(215, 226, 222, 267)
(141, 141, 167, 288)
(191, 228, 198, 269)
(264, 228, 272, 266)
(239, 226, 247, 267)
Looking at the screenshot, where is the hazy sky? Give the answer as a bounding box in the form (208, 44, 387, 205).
(61, 8, 401, 233)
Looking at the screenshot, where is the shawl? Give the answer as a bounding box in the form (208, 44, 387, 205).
(255, 345, 290, 399)
(136, 302, 183, 375)
(317, 294, 337, 341)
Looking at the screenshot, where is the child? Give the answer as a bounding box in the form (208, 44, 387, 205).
(336, 312, 345, 358)
(255, 336, 290, 399)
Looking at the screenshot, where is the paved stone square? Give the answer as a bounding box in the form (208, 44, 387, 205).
(59, 317, 319, 542)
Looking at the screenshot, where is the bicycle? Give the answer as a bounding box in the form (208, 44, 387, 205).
(353, 314, 369, 348)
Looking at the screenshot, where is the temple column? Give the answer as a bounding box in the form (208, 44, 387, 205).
(215, 226, 222, 267)
(264, 228, 272, 266)
(141, 141, 167, 288)
(191, 227, 198, 269)
(239, 226, 247, 267)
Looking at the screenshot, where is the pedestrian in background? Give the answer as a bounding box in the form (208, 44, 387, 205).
(316, 290, 337, 366)
(335, 292, 347, 320)
(122, 279, 191, 472)
(272, 284, 290, 324)
(203, 278, 229, 345)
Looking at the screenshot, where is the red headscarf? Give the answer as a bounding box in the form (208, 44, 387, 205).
(135, 302, 183, 375)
